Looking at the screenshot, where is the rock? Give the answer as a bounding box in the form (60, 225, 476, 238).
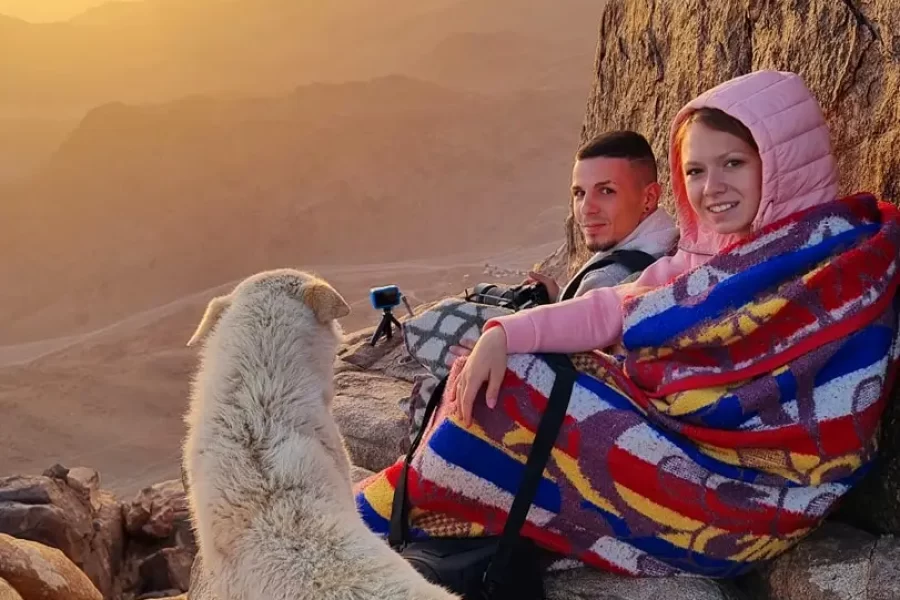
(533, 242, 569, 285)
(119, 480, 196, 599)
(338, 324, 429, 383)
(186, 553, 214, 600)
(332, 370, 412, 472)
(0, 577, 24, 600)
(350, 465, 375, 486)
(333, 320, 436, 472)
(137, 592, 186, 600)
(0, 533, 102, 600)
(124, 480, 193, 549)
(836, 393, 900, 534)
(0, 474, 119, 598)
(138, 547, 193, 594)
(577, 0, 900, 535)
(742, 522, 900, 599)
(543, 565, 742, 600)
(65, 468, 101, 502)
(93, 490, 126, 598)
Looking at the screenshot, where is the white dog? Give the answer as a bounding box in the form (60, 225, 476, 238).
(182, 269, 459, 600)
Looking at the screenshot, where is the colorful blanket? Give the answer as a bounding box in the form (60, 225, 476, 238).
(355, 194, 900, 578)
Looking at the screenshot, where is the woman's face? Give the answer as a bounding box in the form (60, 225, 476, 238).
(680, 121, 763, 237)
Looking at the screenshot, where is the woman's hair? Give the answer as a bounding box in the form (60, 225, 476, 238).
(675, 107, 758, 153)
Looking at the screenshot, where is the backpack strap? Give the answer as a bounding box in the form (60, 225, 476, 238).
(559, 249, 656, 302)
(482, 353, 576, 593)
(388, 356, 577, 593)
(389, 375, 448, 549)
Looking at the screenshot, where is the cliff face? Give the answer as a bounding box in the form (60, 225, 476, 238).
(571, 0, 900, 535)
(570, 0, 898, 272)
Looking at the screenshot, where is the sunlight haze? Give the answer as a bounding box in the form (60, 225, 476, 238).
(0, 0, 134, 21)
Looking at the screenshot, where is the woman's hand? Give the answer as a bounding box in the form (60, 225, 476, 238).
(446, 336, 476, 366)
(455, 326, 509, 427)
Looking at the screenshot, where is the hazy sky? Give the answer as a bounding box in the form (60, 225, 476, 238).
(0, 0, 136, 22)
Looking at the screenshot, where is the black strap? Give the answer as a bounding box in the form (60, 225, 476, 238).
(482, 353, 576, 591)
(559, 249, 656, 302)
(389, 375, 448, 549)
(388, 355, 578, 594)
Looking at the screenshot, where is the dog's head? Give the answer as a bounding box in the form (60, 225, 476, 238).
(186, 269, 351, 347)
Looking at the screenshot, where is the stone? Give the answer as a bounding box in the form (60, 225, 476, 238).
(350, 465, 375, 486)
(332, 370, 412, 472)
(137, 593, 186, 600)
(91, 490, 126, 600)
(119, 480, 196, 598)
(124, 480, 193, 548)
(186, 552, 214, 600)
(0, 577, 24, 600)
(42, 464, 70, 480)
(65, 467, 101, 504)
(138, 547, 193, 594)
(574, 0, 900, 535)
(742, 522, 900, 599)
(0, 474, 118, 598)
(338, 322, 430, 383)
(543, 565, 743, 600)
(0, 533, 102, 600)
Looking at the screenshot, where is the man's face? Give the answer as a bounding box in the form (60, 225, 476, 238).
(571, 157, 655, 252)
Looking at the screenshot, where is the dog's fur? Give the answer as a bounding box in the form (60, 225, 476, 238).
(182, 269, 459, 600)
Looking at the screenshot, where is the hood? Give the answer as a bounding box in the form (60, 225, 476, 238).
(595, 206, 679, 260)
(668, 70, 839, 256)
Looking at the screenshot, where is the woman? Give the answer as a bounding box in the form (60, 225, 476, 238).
(358, 70, 900, 577)
(456, 70, 844, 423)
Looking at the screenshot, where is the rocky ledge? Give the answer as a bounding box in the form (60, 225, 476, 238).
(2, 321, 899, 600)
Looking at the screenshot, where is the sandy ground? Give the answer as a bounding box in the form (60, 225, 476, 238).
(0, 244, 558, 496)
(0, 0, 604, 499)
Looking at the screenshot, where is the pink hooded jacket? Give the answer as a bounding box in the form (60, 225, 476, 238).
(487, 70, 840, 353)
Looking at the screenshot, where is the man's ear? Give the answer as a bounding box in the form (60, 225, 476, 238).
(643, 181, 662, 214)
(187, 295, 232, 347)
(301, 281, 351, 324)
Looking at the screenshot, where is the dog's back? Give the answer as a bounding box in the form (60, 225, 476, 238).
(182, 270, 459, 600)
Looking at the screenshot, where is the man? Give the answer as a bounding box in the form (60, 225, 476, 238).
(526, 130, 679, 301)
(446, 130, 679, 364)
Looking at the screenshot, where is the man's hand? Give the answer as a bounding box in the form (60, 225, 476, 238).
(455, 326, 509, 427)
(525, 270, 559, 302)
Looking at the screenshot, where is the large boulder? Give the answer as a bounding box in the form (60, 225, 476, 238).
(0, 577, 24, 600)
(572, 0, 900, 535)
(0, 469, 123, 598)
(0, 533, 102, 600)
(333, 328, 425, 472)
(123, 480, 193, 547)
(120, 480, 196, 598)
(741, 522, 900, 599)
(544, 566, 743, 600)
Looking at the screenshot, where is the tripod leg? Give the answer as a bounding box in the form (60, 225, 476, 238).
(386, 313, 404, 341)
(370, 316, 389, 346)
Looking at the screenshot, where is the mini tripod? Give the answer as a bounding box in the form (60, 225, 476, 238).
(370, 307, 404, 346)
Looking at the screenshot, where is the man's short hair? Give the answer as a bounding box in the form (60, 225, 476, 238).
(575, 131, 658, 183)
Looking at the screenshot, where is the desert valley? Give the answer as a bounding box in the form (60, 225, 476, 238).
(0, 0, 605, 494)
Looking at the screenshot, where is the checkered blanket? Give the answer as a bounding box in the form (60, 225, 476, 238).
(356, 194, 900, 577)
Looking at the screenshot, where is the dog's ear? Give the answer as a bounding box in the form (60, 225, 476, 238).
(187, 294, 232, 347)
(301, 281, 351, 323)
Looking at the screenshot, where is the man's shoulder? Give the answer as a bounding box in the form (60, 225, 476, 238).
(577, 260, 633, 290)
(562, 257, 633, 298)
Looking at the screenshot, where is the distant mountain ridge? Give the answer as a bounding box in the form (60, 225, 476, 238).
(0, 0, 602, 113)
(1, 76, 582, 342)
